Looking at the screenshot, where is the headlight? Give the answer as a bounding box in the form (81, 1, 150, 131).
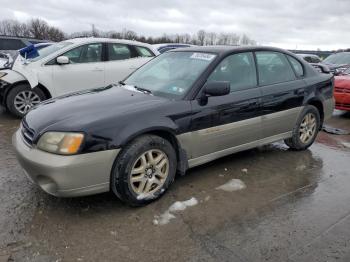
(37, 132, 84, 155)
(0, 72, 7, 78)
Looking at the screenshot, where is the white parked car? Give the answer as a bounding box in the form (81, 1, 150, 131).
(0, 38, 159, 117)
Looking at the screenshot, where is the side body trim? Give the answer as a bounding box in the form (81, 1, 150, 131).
(187, 132, 292, 168)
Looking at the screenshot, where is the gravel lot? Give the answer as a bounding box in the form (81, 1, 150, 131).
(0, 107, 350, 262)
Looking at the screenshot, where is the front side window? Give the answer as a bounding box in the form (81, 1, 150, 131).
(287, 55, 304, 77)
(108, 43, 132, 61)
(256, 51, 295, 86)
(63, 43, 102, 63)
(135, 46, 154, 57)
(208, 52, 257, 92)
(125, 51, 216, 99)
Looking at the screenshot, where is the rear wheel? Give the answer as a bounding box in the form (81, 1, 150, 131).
(111, 135, 177, 206)
(6, 84, 45, 118)
(284, 105, 320, 150)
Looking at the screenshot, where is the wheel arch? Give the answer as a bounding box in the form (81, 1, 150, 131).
(36, 83, 52, 99)
(306, 98, 324, 128)
(2, 81, 51, 106)
(122, 128, 189, 175)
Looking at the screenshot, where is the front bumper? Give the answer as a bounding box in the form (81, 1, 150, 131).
(12, 130, 120, 197)
(334, 92, 350, 111)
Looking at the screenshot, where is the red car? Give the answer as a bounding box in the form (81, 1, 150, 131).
(334, 69, 350, 111)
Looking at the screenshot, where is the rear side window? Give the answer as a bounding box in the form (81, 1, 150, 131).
(0, 39, 26, 50)
(287, 55, 304, 77)
(208, 52, 257, 92)
(256, 51, 295, 86)
(108, 43, 132, 61)
(135, 46, 154, 57)
(63, 43, 102, 63)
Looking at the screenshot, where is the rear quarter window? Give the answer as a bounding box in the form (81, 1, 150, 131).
(135, 46, 155, 57)
(287, 55, 304, 78)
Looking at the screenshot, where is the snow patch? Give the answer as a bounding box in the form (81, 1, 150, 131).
(137, 189, 165, 200)
(153, 197, 198, 226)
(216, 179, 246, 192)
(342, 142, 350, 149)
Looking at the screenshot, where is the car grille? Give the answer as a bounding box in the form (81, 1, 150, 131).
(336, 102, 350, 109)
(335, 87, 350, 94)
(21, 120, 35, 146)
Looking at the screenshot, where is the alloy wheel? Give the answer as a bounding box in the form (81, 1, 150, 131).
(299, 113, 317, 144)
(14, 90, 41, 115)
(129, 149, 169, 196)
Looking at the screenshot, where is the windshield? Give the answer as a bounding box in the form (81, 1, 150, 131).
(124, 51, 217, 99)
(323, 53, 350, 65)
(30, 41, 73, 62)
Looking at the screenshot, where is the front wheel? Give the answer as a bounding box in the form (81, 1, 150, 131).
(6, 84, 45, 118)
(111, 135, 177, 206)
(284, 105, 321, 150)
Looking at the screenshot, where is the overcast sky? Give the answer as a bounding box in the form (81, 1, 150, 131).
(2, 0, 349, 50)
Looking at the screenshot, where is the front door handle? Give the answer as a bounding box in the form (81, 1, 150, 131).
(296, 89, 305, 96)
(92, 68, 103, 72)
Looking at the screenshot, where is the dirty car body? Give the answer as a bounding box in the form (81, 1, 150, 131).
(13, 46, 334, 206)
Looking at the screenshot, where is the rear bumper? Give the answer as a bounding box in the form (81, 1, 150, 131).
(12, 129, 120, 197)
(334, 92, 350, 111)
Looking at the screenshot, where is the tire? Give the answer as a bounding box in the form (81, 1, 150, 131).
(111, 135, 177, 206)
(6, 84, 46, 118)
(284, 105, 321, 150)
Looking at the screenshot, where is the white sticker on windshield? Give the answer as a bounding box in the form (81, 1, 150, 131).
(190, 53, 216, 61)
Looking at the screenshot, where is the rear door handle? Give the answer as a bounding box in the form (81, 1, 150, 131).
(92, 68, 103, 72)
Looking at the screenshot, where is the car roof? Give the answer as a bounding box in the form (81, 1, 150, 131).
(170, 45, 294, 56)
(66, 37, 152, 47)
(153, 43, 194, 48)
(297, 53, 320, 58)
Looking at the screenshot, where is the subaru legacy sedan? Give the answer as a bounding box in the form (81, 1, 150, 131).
(13, 46, 334, 206)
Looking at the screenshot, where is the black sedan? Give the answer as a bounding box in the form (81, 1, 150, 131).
(13, 46, 334, 206)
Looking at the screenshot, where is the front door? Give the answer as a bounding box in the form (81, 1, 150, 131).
(188, 52, 263, 159)
(52, 43, 105, 96)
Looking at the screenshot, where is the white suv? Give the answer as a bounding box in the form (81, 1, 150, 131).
(0, 38, 159, 117)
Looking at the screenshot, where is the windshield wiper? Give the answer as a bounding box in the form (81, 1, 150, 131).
(134, 86, 152, 94)
(119, 81, 152, 94)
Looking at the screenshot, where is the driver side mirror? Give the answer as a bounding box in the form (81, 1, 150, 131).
(56, 56, 70, 65)
(204, 81, 230, 97)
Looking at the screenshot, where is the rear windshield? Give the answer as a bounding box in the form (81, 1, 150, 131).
(323, 53, 350, 65)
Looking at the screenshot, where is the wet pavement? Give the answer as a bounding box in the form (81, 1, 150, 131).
(0, 107, 350, 262)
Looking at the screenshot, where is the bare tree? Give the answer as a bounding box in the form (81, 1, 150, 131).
(197, 30, 206, 46)
(207, 32, 217, 45)
(0, 17, 258, 46)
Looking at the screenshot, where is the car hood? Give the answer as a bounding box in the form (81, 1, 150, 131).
(322, 62, 349, 70)
(335, 75, 350, 88)
(24, 85, 169, 138)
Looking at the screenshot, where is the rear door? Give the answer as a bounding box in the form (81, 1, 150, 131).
(104, 43, 154, 85)
(189, 52, 263, 159)
(51, 43, 105, 95)
(256, 51, 306, 138)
